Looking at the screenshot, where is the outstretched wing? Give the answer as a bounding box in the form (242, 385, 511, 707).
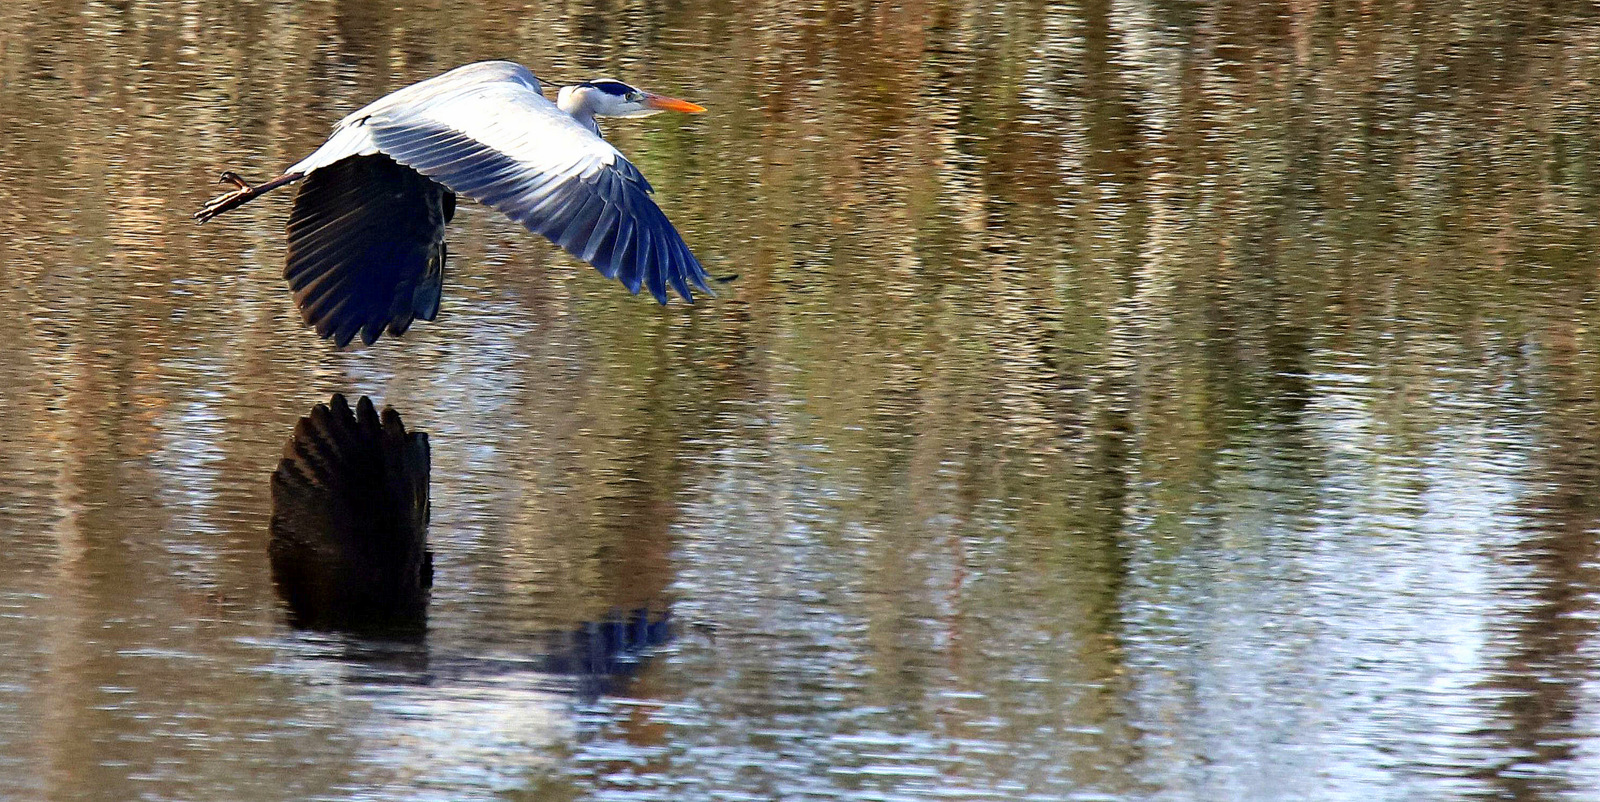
(361, 71, 712, 304)
(285, 154, 453, 347)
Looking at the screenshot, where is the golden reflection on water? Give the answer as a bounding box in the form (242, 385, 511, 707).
(3, 1, 1600, 800)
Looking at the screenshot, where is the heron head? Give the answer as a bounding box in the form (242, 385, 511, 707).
(558, 79, 706, 118)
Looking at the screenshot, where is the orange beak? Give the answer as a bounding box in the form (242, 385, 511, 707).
(643, 93, 706, 114)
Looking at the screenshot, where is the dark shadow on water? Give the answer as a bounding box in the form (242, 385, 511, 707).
(539, 609, 675, 699)
(287, 608, 675, 702)
(269, 394, 673, 699)
(269, 393, 433, 638)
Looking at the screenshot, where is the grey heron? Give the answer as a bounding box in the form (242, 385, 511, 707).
(195, 61, 711, 347)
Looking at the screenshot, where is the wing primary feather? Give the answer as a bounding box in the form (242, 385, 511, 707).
(666, 238, 695, 302)
(644, 233, 669, 304)
(690, 262, 714, 295)
(617, 229, 646, 295)
(579, 207, 619, 264)
(554, 193, 607, 252)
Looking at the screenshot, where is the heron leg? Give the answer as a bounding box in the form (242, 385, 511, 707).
(195, 171, 305, 224)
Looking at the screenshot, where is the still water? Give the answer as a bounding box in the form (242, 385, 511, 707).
(3, 1, 1600, 800)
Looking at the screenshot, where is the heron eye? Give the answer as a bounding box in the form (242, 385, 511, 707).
(626, 92, 644, 103)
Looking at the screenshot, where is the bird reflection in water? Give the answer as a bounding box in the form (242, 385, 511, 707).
(543, 608, 674, 699)
(269, 393, 432, 637)
(268, 394, 672, 697)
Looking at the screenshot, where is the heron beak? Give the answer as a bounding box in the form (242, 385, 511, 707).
(643, 93, 706, 113)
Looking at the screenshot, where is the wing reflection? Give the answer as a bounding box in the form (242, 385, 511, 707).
(268, 394, 674, 698)
(538, 608, 674, 699)
(291, 607, 673, 702)
(269, 394, 432, 636)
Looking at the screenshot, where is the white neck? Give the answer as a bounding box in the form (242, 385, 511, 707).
(556, 86, 602, 137)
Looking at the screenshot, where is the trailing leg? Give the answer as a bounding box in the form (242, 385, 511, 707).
(194, 170, 305, 223)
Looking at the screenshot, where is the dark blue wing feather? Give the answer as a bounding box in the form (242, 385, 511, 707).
(285, 154, 451, 347)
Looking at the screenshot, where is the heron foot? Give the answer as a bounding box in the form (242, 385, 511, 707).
(195, 186, 252, 224)
(194, 170, 304, 224)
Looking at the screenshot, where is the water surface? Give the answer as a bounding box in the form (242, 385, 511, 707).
(4, 1, 1600, 800)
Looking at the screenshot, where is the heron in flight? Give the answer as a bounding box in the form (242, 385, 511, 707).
(195, 61, 711, 347)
